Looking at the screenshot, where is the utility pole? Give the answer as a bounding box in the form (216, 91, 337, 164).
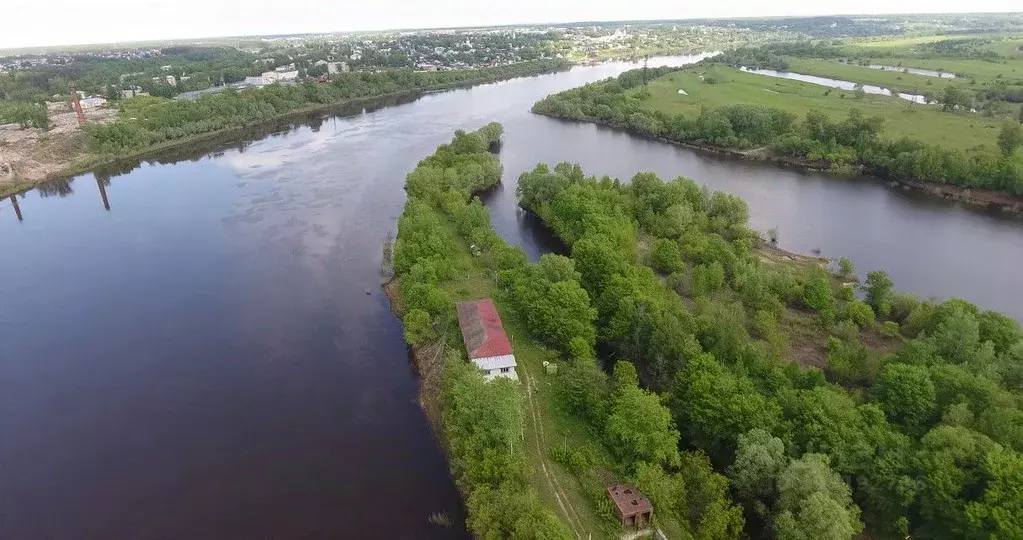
(71, 86, 86, 127)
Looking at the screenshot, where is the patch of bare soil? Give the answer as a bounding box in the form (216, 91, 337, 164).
(780, 307, 830, 369)
(0, 102, 115, 189)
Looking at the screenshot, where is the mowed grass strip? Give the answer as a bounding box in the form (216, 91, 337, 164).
(633, 65, 1007, 150)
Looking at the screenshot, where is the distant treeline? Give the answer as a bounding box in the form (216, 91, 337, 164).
(532, 67, 1023, 195)
(708, 43, 845, 70)
(87, 59, 569, 154)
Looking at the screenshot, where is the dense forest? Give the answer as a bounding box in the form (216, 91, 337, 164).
(532, 67, 1023, 195)
(516, 162, 1023, 539)
(391, 122, 1023, 539)
(86, 59, 568, 154)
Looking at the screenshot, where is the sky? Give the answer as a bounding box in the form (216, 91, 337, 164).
(2, 0, 1019, 49)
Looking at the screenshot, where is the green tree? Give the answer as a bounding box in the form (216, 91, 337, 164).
(692, 261, 726, 296)
(728, 428, 787, 502)
(671, 353, 781, 458)
(636, 456, 745, 540)
(997, 120, 1022, 157)
(915, 425, 999, 539)
(843, 300, 875, 328)
(775, 492, 861, 540)
(606, 385, 681, 469)
(803, 268, 834, 317)
(774, 453, 863, 540)
(932, 306, 981, 365)
(558, 358, 609, 422)
(863, 270, 893, 318)
(965, 445, 1023, 538)
(827, 337, 878, 385)
(650, 238, 684, 274)
(402, 309, 436, 347)
(941, 85, 970, 112)
(678, 451, 747, 540)
(873, 362, 937, 434)
(837, 257, 855, 279)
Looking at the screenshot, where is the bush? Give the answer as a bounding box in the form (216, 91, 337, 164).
(650, 238, 684, 274)
(844, 300, 876, 328)
(831, 320, 860, 342)
(402, 309, 436, 347)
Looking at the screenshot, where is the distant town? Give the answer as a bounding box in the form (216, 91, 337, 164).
(0, 22, 799, 106)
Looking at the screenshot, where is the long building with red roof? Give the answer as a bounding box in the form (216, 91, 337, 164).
(455, 299, 518, 381)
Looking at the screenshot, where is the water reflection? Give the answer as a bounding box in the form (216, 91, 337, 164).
(4, 54, 1023, 540)
(37, 177, 74, 198)
(9, 194, 22, 221)
(97, 175, 111, 211)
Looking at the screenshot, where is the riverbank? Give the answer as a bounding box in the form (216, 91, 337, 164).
(0, 60, 570, 199)
(542, 112, 1023, 214)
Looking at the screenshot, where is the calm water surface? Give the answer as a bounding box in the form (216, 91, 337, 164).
(868, 64, 957, 79)
(2, 54, 1022, 539)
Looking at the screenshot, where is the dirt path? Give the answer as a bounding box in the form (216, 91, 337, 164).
(524, 374, 587, 539)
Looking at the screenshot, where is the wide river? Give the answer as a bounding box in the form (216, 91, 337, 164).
(2, 54, 1022, 539)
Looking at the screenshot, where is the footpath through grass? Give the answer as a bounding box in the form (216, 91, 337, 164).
(427, 215, 621, 539)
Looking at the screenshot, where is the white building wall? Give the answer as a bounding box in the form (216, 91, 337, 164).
(472, 354, 518, 382)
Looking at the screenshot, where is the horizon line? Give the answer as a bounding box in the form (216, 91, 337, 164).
(2, 10, 1021, 53)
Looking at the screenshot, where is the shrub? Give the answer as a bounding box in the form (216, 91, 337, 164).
(844, 300, 876, 328)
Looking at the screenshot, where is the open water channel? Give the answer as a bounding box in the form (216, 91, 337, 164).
(2, 54, 1022, 539)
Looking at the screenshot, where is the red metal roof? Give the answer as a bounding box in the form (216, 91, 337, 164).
(455, 299, 513, 359)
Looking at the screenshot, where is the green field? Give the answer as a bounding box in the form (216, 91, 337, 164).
(837, 34, 1023, 84)
(635, 65, 1007, 150)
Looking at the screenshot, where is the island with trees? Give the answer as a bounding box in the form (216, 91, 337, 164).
(388, 122, 1023, 539)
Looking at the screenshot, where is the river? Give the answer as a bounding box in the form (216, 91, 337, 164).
(868, 64, 957, 79)
(2, 54, 1022, 539)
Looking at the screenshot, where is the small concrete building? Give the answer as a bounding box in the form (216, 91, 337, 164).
(243, 76, 271, 88)
(79, 97, 107, 109)
(455, 299, 518, 382)
(608, 484, 653, 528)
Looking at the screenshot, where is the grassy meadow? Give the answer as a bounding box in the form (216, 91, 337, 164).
(633, 65, 1007, 150)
